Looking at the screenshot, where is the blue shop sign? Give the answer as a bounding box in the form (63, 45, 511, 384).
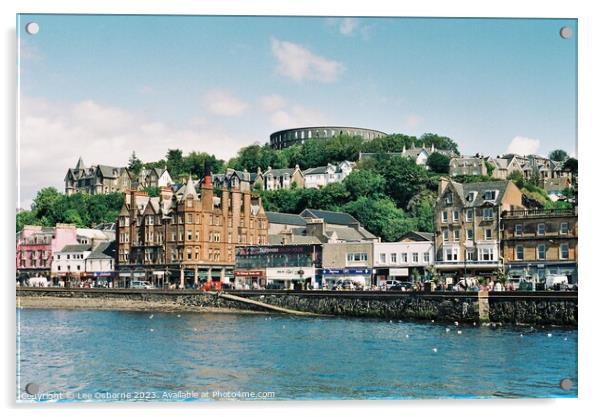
(320, 268, 371, 275)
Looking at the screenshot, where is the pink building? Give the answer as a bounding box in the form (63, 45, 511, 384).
(16, 224, 78, 280)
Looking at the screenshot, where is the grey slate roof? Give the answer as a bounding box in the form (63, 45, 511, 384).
(60, 244, 92, 253)
(300, 209, 359, 226)
(400, 231, 434, 242)
(97, 165, 123, 179)
(87, 241, 116, 259)
(266, 211, 307, 226)
(266, 167, 297, 177)
(446, 180, 509, 207)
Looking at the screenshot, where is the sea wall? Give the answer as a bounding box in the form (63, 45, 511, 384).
(16, 288, 577, 326)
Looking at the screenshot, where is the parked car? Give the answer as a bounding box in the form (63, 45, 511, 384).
(130, 280, 154, 289)
(388, 282, 413, 291)
(380, 280, 405, 290)
(545, 274, 570, 291)
(332, 279, 364, 291)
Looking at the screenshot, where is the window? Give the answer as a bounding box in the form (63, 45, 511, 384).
(445, 193, 453, 204)
(380, 253, 386, 263)
(187, 199, 193, 208)
(445, 248, 458, 261)
(560, 243, 569, 260)
(515, 224, 523, 236)
(466, 229, 474, 240)
(347, 252, 368, 264)
(483, 190, 496, 201)
(483, 207, 493, 220)
(537, 223, 546, 236)
(412, 253, 419, 263)
(441, 211, 448, 223)
(187, 231, 192, 241)
(537, 244, 546, 260)
(390, 253, 397, 263)
(453, 230, 460, 241)
(466, 209, 473, 222)
(453, 211, 459, 222)
(466, 249, 475, 261)
(187, 214, 192, 224)
(443, 230, 449, 241)
(515, 245, 524, 260)
(485, 228, 493, 241)
(560, 222, 569, 235)
(423, 252, 430, 263)
(479, 248, 494, 261)
(401, 253, 408, 263)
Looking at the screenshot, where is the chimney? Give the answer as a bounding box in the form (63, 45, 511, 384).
(430, 143, 435, 152)
(160, 186, 173, 202)
(438, 176, 450, 195)
(202, 160, 212, 189)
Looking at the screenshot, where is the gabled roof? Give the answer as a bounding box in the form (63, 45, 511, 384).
(300, 209, 359, 226)
(400, 231, 434, 242)
(443, 180, 510, 207)
(59, 244, 92, 253)
(75, 157, 86, 171)
(266, 167, 299, 177)
(266, 211, 307, 226)
(96, 165, 123, 179)
(87, 241, 116, 260)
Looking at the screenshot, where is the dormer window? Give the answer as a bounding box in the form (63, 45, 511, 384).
(483, 190, 497, 201)
(445, 193, 453, 205)
(466, 191, 477, 203)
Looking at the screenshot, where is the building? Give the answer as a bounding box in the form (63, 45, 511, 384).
(320, 242, 374, 288)
(359, 144, 457, 167)
(235, 244, 322, 289)
(270, 126, 387, 150)
(84, 241, 117, 284)
(449, 156, 489, 177)
(263, 165, 304, 190)
(434, 178, 524, 281)
(16, 224, 79, 280)
(51, 244, 92, 281)
(64, 157, 133, 195)
(373, 232, 434, 286)
(16, 224, 113, 281)
(500, 207, 578, 283)
(135, 167, 173, 189)
(488, 154, 571, 184)
(303, 161, 355, 189)
(115, 167, 269, 289)
(298, 209, 379, 242)
(213, 168, 260, 192)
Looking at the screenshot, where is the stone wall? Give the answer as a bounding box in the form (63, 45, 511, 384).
(16, 288, 577, 326)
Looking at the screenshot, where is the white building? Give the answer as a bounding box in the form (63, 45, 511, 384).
(303, 161, 355, 189)
(84, 241, 116, 282)
(372, 232, 434, 285)
(51, 244, 92, 279)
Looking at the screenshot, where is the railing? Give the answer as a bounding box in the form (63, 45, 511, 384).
(502, 208, 576, 218)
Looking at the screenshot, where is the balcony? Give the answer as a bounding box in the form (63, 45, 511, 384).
(502, 208, 576, 219)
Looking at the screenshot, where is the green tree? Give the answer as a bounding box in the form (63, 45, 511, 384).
(374, 156, 428, 209)
(507, 170, 525, 188)
(16, 210, 40, 232)
(31, 187, 62, 226)
(166, 149, 184, 178)
(128, 151, 143, 175)
(419, 133, 459, 155)
(343, 169, 386, 199)
(426, 152, 450, 174)
(407, 190, 436, 232)
(342, 197, 417, 242)
(63, 208, 84, 227)
(549, 149, 568, 162)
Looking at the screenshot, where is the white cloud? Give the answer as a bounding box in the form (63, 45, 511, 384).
(269, 105, 327, 129)
(18, 96, 254, 208)
(270, 38, 345, 83)
(259, 94, 287, 112)
(339, 18, 359, 36)
(202, 89, 248, 116)
(506, 136, 541, 155)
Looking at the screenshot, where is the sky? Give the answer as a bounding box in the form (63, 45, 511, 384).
(17, 15, 577, 208)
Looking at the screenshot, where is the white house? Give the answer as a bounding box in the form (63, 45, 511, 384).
(84, 241, 116, 282)
(372, 232, 434, 285)
(51, 244, 93, 279)
(303, 161, 355, 189)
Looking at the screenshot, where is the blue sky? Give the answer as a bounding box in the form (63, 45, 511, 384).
(17, 15, 577, 207)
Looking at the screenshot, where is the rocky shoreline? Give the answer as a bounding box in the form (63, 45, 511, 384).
(16, 296, 262, 314)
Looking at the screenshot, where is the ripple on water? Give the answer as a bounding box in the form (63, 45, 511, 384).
(16, 309, 577, 401)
